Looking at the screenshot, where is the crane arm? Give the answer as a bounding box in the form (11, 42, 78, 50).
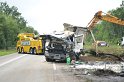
(87, 11, 124, 30)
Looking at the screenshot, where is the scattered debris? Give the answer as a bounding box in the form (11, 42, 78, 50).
(92, 69, 117, 76)
(74, 61, 124, 73)
(61, 60, 124, 82)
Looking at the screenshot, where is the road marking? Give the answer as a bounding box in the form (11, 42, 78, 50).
(53, 63, 57, 70)
(0, 54, 27, 67)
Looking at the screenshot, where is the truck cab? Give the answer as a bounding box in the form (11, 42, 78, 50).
(40, 35, 67, 62)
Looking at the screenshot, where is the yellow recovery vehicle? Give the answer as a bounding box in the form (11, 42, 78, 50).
(16, 33, 45, 54)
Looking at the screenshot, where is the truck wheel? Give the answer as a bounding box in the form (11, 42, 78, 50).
(17, 48, 21, 53)
(29, 48, 33, 54)
(33, 48, 37, 55)
(21, 48, 24, 54)
(41, 49, 45, 55)
(46, 57, 51, 62)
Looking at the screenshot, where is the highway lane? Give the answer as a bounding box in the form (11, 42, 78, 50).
(0, 53, 82, 82)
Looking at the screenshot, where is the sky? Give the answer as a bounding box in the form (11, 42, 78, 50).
(1, 0, 122, 34)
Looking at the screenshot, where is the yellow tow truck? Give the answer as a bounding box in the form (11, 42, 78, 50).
(16, 33, 45, 54)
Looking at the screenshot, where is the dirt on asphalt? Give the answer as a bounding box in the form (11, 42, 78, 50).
(61, 51, 124, 82)
(61, 65, 124, 82)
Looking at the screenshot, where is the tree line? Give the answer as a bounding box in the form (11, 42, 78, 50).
(86, 5, 124, 45)
(0, 2, 38, 50)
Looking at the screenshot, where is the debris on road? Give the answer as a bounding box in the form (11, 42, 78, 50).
(61, 62, 124, 82)
(92, 69, 117, 76)
(73, 61, 124, 74)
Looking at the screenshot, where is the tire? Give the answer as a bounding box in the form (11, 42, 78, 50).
(29, 48, 33, 54)
(46, 57, 51, 62)
(33, 48, 37, 55)
(21, 48, 24, 54)
(17, 47, 21, 53)
(41, 49, 45, 55)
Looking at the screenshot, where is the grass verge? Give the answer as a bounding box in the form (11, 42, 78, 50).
(0, 49, 16, 56)
(84, 44, 124, 56)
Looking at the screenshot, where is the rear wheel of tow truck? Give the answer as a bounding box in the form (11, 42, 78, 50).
(21, 48, 24, 54)
(29, 48, 33, 54)
(33, 48, 37, 55)
(17, 47, 21, 53)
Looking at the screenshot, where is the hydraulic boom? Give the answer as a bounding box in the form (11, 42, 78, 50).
(87, 11, 124, 30)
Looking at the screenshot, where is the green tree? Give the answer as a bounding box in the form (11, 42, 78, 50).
(0, 2, 38, 50)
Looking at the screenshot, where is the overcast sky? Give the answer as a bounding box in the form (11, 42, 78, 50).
(1, 0, 122, 34)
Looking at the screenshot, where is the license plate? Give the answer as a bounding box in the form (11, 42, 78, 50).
(54, 54, 60, 59)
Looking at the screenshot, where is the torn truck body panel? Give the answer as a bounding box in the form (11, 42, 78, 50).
(63, 23, 87, 53)
(74, 34, 84, 52)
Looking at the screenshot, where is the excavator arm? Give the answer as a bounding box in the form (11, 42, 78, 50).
(86, 11, 124, 55)
(87, 11, 124, 30)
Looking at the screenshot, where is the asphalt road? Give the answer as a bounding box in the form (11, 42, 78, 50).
(0, 53, 82, 82)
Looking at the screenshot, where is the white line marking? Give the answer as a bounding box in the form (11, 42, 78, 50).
(53, 63, 56, 70)
(0, 54, 27, 67)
